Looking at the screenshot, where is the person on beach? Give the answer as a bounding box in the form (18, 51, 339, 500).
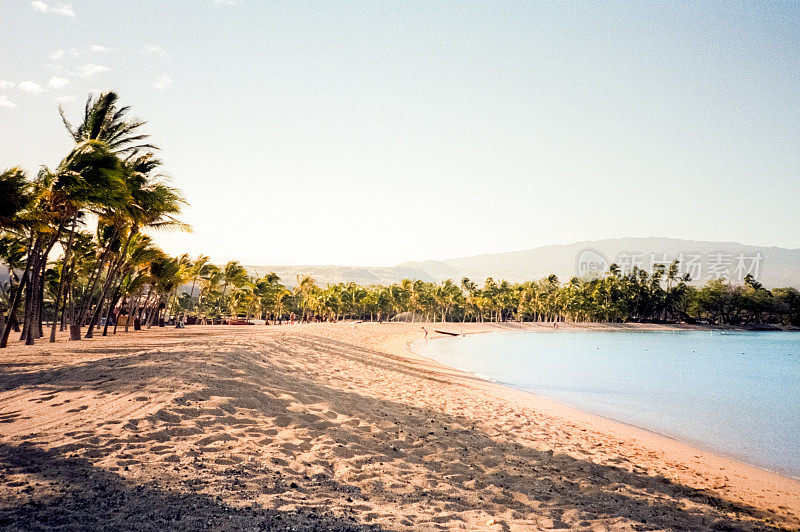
(422, 326, 428, 340)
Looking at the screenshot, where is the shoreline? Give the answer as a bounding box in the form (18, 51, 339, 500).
(1, 323, 799, 529)
(404, 326, 800, 481)
(361, 322, 800, 520)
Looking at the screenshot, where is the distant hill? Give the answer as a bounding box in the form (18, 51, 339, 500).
(247, 238, 800, 289)
(3, 238, 795, 289)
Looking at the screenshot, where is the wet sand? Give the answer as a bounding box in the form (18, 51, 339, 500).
(0, 323, 798, 530)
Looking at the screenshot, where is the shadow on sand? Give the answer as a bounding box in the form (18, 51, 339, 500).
(0, 331, 786, 530)
(0, 443, 382, 531)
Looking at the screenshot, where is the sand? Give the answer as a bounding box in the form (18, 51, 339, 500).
(0, 323, 798, 531)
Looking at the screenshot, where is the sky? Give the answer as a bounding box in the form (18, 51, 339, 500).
(1, 1, 799, 266)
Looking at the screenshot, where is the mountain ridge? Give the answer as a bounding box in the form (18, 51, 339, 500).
(245, 237, 800, 289)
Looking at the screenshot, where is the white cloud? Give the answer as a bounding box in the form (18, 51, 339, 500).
(144, 45, 167, 56)
(91, 44, 111, 53)
(154, 76, 173, 90)
(50, 3, 75, 16)
(56, 94, 77, 103)
(0, 95, 17, 108)
(31, 1, 75, 16)
(48, 76, 69, 89)
(19, 81, 46, 94)
(78, 63, 110, 77)
(0, 80, 14, 89)
(49, 49, 66, 60)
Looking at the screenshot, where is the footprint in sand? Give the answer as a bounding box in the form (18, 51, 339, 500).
(35, 395, 57, 403)
(214, 455, 243, 465)
(0, 412, 20, 423)
(195, 433, 238, 446)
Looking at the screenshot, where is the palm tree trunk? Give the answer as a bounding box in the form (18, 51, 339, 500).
(114, 296, 127, 334)
(22, 268, 37, 345)
(86, 267, 119, 338)
(86, 231, 135, 338)
(70, 234, 117, 340)
(146, 294, 163, 328)
(144, 302, 154, 328)
(23, 263, 43, 344)
(49, 268, 66, 343)
(22, 222, 67, 344)
(11, 234, 38, 345)
(21, 236, 47, 345)
(60, 272, 72, 331)
(102, 280, 123, 336)
(49, 218, 78, 342)
(60, 290, 68, 330)
(189, 276, 197, 312)
(128, 293, 143, 332)
(140, 294, 154, 329)
(36, 268, 45, 338)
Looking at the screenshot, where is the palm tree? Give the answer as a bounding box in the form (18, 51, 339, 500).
(83, 153, 187, 338)
(55, 93, 157, 341)
(0, 167, 32, 228)
(250, 272, 283, 322)
(187, 255, 211, 312)
(2, 143, 127, 345)
(142, 253, 191, 327)
(220, 261, 249, 316)
(0, 234, 27, 323)
(1, 91, 197, 346)
(198, 264, 223, 321)
(293, 275, 319, 320)
(272, 288, 291, 322)
(60, 92, 155, 155)
(0, 168, 33, 344)
(111, 234, 160, 333)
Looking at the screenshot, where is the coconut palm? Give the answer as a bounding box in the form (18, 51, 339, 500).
(60, 91, 156, 155)
(110, 234, 161, 333)
(186, 255, 211, 312)
(219, 261, 249, 316)
(272, 288, 292, 322)
(0, 169, 34, 343)
(83, 153, 187, 338)
(2, 142, 127, 345)
(293, 275, 319, 319)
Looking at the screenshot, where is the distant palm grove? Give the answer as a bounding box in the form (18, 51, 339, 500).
(1, 93, 799, 348)
(176, 264, 799, 327)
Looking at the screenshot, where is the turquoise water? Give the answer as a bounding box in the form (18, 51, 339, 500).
(415, 330, 800, 477)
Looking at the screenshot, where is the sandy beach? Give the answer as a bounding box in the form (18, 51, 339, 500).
(1, 323, 798, 530)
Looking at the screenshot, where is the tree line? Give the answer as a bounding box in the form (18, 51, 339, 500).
(177, 261, 800, 327)
(1, 92, 187, 346)
(2, 92, 799, 349)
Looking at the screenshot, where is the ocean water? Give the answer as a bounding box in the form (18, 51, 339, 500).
(414, 330, 800, 477)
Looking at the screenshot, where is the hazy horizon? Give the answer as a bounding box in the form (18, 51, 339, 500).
(2, 2, 799, 266)
(237, 237, 800, 290)
(243, 235, 800, 268)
